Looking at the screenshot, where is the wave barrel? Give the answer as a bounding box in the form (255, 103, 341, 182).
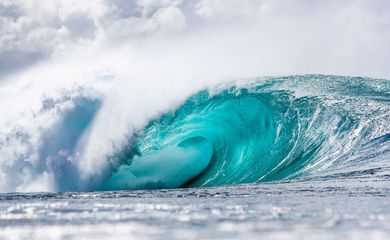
(103, 137, 213, 190)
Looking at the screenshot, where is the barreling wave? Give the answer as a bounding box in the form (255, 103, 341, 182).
(1, 75, 390, 192)
(102, 75, 390, 190)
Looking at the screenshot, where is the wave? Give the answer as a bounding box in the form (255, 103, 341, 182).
(1, 75, 390, 192)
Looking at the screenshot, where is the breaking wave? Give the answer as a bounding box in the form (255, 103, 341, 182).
(1, 75, 389, 192)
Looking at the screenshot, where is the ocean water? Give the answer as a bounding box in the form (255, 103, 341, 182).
(0, 75, 389, 239)
(0, 177, 389, 240)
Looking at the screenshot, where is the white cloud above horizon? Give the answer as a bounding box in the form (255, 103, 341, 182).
(1, 0, 390, 78)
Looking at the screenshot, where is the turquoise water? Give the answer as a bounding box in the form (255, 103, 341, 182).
(100, 75, 390, 191)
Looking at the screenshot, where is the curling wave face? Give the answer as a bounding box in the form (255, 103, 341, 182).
(1, 75, 389, 192)
(101, 75, 390, 190)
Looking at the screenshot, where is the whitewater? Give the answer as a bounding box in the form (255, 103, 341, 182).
(1, 0, 390, 239)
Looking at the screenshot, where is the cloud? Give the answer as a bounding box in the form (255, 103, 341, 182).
(1, 0, 390, 78)
(0, 0, 106, 75)
(194, 0, 262, 19)
(0, 0, 190, 75)
(104, 4, 186, 41)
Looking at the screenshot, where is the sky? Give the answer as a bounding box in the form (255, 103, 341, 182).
(1, 0, 390, 79)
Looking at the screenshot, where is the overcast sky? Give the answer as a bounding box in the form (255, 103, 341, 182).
(1, 0, 390, 79)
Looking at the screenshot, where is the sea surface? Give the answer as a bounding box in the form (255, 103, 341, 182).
(0, 176, 389, 240)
